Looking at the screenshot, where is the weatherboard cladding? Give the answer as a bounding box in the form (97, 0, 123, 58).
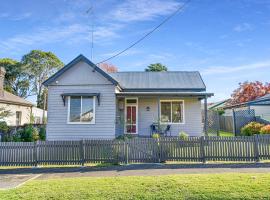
(109, 71, 206, 91)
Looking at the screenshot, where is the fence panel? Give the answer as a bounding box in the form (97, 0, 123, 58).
(84, 139, 119, 163)
(234, 109, 256, 135)
(159, 137, 201, 162)
(0, 142, 34, 166)
(1, 136, 270, 166)
(38, 140, 81, 165)
(204, 136, 256, 162)
(219, 115, 234, 133)
(126, 138, 160, 163)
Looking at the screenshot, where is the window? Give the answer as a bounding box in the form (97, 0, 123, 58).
(68, 96, 95, 124)
(160, 100, 184, 123)
(16, 111, 22, 126)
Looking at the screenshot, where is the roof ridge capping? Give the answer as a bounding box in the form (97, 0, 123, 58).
(43, 54, 119, 86)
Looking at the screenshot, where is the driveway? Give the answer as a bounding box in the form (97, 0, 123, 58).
(1, 163, 270, 189)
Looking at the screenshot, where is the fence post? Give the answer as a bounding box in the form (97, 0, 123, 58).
(200, 136, 206, 163)
(33, 141, 38, 167)
(216, 112, 220, 136)
(80, 139, 85, 166)
(232, 109, 237, 136)
(253, 135, 260, 163)
(158, 138, 163, 163)
(125, 140, 129, 164)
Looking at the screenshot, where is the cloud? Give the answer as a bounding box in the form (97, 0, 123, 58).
(109, 0, 181, 22)
(202, 60, 270, 75)
(0, 23, 122, 53)
(233, 23, 253, 32)
(0, 12, 32, 21)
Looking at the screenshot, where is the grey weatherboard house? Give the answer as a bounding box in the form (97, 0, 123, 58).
(43, 54, 213, 140)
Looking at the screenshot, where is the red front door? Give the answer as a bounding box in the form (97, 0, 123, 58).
(126, 105, 137, 134)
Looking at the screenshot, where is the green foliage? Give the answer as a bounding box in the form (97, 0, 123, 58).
(217, 109, 225, 115)
(260, 125, 270, 134)
(39, 126, 46, 140)
(0, 58, 31, 98)
(152, 133, 160, 139)
(241, 122, 264, 136)
(0, 121, 9, 133)
(0, 107, 12, 121)
(32, 127, 40, 141)
(179, 131, 189, 140)
(22, 50, 64, 108)
(115, 134, 134, 140)
(145, 63, 168, 72)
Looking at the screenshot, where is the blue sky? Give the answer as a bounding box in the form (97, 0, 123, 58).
(1, 0, 270, 103)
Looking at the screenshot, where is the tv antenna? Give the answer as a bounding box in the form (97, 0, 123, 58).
(86, 6, 94, 61)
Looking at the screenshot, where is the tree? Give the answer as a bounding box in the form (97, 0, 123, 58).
(145, 63, 168, 72)
(228, 81, 270, 105)
(21, 50, 64, 108)
(98, 63, 118, 72)
(0, 107, 12, 121)
(0, 58, 31, 98)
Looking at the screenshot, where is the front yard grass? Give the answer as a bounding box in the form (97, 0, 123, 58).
(1, 173, 270, 200)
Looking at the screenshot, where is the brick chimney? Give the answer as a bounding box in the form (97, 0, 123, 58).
(0, 67, 6, 97)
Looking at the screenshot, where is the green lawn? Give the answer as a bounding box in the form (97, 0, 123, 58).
(1, 173, 270, 200)
(208, 130, 234, 137)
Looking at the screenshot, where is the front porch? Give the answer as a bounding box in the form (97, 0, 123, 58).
(115, 93, 211, 137)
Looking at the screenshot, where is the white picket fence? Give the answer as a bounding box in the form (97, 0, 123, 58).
(0, 135, 270, 166)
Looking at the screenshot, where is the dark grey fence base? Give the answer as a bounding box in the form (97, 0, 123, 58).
(1, 135, 270, 166)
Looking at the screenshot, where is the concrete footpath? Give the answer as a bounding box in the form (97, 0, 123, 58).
(1, 163, 270, 189)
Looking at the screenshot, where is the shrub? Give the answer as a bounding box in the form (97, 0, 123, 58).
(39, 126, 46, 140)
(152, 133, 160, 139)
(241, 122, 264, 136)
(260, 125, 270, 134)
(0, 121, 9, 133)
(179, 131, 189, 140)
(32, 127, 39, 141)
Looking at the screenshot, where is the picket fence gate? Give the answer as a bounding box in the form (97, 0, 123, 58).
(1, 135, 270, 166)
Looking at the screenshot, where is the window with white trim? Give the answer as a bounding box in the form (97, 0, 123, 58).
(68, 96, 95, 123)
(160, 100, 184, 123)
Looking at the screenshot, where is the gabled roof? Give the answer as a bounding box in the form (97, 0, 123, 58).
(43, 54, 208, 93)
(110, 71, 206, 92)
(43, 54, 119, 86)
(248, 93, 270, 106)
(0, 91, 33, 106)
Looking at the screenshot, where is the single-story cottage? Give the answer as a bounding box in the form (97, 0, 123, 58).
(43, 55, 213, 140)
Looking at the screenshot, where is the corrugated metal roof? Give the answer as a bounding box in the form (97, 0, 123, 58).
(109, 71, 205, 91)
(0, 91, 33, 106)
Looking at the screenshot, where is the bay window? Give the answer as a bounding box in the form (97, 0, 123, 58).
(160, 100, 184, 123)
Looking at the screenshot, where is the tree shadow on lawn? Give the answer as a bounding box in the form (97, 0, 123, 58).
(1, 162, 270, 175)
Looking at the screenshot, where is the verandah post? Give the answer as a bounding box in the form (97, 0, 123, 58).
(200, 136, 206, 163)
(253, 135, 260, 162)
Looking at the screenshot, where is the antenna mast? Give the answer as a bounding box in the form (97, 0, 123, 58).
(86, 5, 94, 61)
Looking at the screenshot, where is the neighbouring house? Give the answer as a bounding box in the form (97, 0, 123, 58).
(221, 94, 270, 120)
(43, 54, 213, 140)
(0, 67, 47, 126)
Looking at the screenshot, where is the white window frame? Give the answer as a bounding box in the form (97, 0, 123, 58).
(67, 96, 96, 124)
(159, 100, 185, 124)
(124, 97, 138, 134)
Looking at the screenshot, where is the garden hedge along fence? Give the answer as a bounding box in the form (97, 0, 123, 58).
(1, 135, 270, 166)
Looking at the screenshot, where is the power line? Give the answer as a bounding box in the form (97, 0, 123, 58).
(96, 0, 191, 64)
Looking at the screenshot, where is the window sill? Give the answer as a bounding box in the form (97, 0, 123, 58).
(67, 122, 95, 125)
